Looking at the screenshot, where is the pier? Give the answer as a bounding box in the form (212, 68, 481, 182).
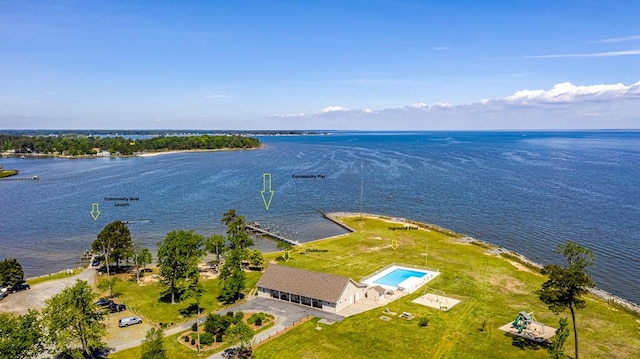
(0, 175, 39, 181)
(245, 223, 299, 246)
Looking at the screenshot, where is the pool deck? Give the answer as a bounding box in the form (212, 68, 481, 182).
(337, 290, 407, 317)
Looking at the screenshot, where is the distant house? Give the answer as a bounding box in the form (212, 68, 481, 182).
(256, 265, 367, 313)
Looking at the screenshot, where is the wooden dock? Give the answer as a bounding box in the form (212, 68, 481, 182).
(246, 223, 299, 246)
(0, 175, 39, 181)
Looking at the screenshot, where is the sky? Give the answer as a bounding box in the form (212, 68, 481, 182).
(1, 0, 639, 130)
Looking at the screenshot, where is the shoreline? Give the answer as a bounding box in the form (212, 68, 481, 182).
(323, 211, 640, 314)
(0, 144, 265, 159)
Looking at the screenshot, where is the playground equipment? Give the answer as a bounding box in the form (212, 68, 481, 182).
(510, 311, 546, 341)
(422, 287, 450, 310)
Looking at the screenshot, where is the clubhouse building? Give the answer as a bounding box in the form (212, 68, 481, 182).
(256, 265, 367, 313)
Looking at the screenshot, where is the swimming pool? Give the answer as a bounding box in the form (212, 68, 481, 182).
(375, 268, 428, 287)
(362, 265, 439, 293)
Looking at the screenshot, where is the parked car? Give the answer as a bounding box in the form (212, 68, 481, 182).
(91, 258, 101, 266)
(95, 298, 114, 307)
(0, 288, 7, 301)
(118, 316, 142, 327)
(10, 282, 30, 293)
(109, 303, 126, 313)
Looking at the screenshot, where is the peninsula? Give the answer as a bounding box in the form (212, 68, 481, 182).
(0, 134, 261, 158)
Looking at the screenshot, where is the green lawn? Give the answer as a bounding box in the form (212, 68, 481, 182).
(110, 271, 263, 326)
(26, 268, 82, 286)
(252, 215, 640, 359)
(109, 330, 218, 359)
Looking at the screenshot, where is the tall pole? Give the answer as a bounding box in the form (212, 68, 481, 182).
(359, 162, 364, 218)
(425, 236, 428, 266)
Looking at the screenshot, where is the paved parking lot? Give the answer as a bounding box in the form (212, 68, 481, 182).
(0, 267, 96, 315)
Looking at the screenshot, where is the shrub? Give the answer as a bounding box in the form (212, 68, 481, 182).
(216, 333, 223, 342)
(255, 317, 263, 326)
(234, 311, 244, 324)
(418, 316, 429, 327)
(191, 338, 196, 345)
(226, 311, 234, 317)
(184, 335, 190, 342)
(200, 332, 214, 346)
(191, 322, 198, 332)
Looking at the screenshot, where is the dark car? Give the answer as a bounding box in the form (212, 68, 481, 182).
(91, 258, 101, 266)
(11, 282, 30, 293)
(95, 298, 114, 307)
(109, 303, 126, 313)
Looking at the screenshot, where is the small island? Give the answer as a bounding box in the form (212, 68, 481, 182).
(0, 164, 19, 178)
(0, 134, 261, 158)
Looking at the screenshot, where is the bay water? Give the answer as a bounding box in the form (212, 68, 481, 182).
(1, 131, 638, 304)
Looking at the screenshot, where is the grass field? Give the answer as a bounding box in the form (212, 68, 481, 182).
(26, 268, 82, 286)
(109, 270, 263, 326)
(250, 215, 640, 359)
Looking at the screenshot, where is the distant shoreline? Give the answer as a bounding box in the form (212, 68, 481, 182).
(0, 144, 264, 159)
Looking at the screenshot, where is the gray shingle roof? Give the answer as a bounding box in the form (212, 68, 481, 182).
(256, 264, 355, 303)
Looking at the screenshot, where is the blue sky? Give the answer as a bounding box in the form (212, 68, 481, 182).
(1, 0, 639, 130)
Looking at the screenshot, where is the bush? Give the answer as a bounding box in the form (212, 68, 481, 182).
(184, 335, 190, 342)
(216, 333, 223, 342)
(247, 312, 266, 325)
(255, 317, 263, 326)
(200, 332, 214, 346)
(191, 338, 195, 345)
(226, 311, 234, 317)
(191, 322, 198, 332)
(418, 316, 429, 327)
(234, 311, 244, 324)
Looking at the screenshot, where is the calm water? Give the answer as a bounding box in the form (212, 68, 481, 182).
(1, 131, 639, 304)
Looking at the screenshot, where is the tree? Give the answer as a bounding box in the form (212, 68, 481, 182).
(226, 322, 254, 358)
(548, 317, 570, 359)
(157, 230, 205, 304)
(141, 327, 167, 359)
(42, 280, 106, 358)
(0, 310, 45, 359)
(206, 234, 227, 262)
(93, 220, 134, 280)
(538, 241, 594, 359)
(248, 250, 264, 270)
(133, 246, 153, 284)
(0, 258, 24, 288)
(218, 210, 253, 304)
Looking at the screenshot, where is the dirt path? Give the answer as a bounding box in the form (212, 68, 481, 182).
(0, 267, 96, 315)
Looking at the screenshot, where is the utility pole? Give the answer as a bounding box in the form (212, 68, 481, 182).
(359, 162, 364, 218)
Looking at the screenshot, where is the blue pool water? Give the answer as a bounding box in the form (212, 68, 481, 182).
(374, 269, 428, 287)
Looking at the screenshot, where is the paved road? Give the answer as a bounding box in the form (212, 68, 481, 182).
(0, 267, 96, 315)
(108, 296, 344, 357)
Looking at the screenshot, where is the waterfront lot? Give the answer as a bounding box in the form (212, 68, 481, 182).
(251, 215, 640, 359)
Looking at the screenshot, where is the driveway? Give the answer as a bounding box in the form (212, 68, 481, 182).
(204, 297, 344, 359)
(0, 267, 96, 315)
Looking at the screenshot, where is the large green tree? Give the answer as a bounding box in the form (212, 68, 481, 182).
(157, 229, 205, 304)
(206, 234, 227, 262)
(218, 210, 253, 304)
(42, 280, 106, 358)
(140, 327, 167, 359)
(0, 310, 45, 359)
(93, 220, 133, 272)
(225, 322, 254, 359)
(132, 245, 153, 284)
(0, 258, 24, 288)
(538, 241, 594, 359)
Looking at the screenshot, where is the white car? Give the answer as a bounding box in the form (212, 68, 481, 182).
(118, 316, 142, 327)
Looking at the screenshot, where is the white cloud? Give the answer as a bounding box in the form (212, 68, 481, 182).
(269, 80, 640, 130)
(502, 81, 640, 104)
(320, 106, 348, 113)
(588, 35, 640, 44)
(524, 49, 640, 58)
